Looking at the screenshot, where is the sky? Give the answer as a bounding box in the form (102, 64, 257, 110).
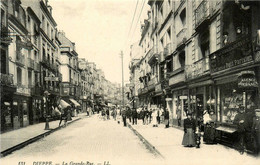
(49, 0, 150, 84)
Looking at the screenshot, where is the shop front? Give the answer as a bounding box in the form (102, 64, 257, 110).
(214, 70, 259, 149)
(0, 74, 16, 133)
(168, 71, 187, 127)
(13, 95, 30, 129)
(209, 35, 260, 152)
(172, 89, 188, 127)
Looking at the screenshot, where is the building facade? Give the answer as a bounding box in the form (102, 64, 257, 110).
(129, 0, 260, 151)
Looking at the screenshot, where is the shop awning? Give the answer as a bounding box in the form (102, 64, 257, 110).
(216, 126, 237, 133)
(69, 99, 81, 107)
(59, 99, 71, 109)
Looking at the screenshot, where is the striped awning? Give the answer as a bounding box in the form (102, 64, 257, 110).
(69, 99, 81, 107)
(59, 99, 71, 109)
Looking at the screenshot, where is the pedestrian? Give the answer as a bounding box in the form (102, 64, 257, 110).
(152, 109, 158, 127)
(132, 108, 138, 125)
(252, 109, 260, 155)
(126, 107, 132, 123)
(160, 106, 164, 124)
(106, 108, 110, 120)
(148, 109, 152, 124)
(203, 108, 217, 144)
(121, 108, 127, 127)
(140, 109, 145, 125)
(145, 107, 149, 125)
(182, 113, 196, 147)
(157, 107, 161, 125)
(165, 109, 170, 128)
(59, 106, 68, 127)
(233, 106, 246, 154)
(177, 106, 182, 127)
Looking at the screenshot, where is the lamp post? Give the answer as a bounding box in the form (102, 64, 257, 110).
(43, 90, 50, 130)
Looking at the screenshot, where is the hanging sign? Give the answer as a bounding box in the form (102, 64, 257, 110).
(238, 71, 258, 88)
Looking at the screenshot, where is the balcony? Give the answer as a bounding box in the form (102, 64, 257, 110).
(41, 56, 50, 68)
(27, 58, 34, 69)
(176, 28, 187, 49)
(34, 62, 40, 71)
(16, 52, 25, 66)
(0, 73, 14, 86)
(164, 43, 173, 59)
(147, 77, 157, 91)
(195, 0, 210, 31)
(185, 57, 210, 80)
(31, 85, 42, 96)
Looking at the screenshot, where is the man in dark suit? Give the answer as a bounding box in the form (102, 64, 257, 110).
(165, 109, 170, 128)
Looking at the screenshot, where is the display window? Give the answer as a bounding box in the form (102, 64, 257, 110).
(220, 82, 258, 123)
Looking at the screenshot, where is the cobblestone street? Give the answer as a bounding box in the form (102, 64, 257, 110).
(1, 115, 162, 165)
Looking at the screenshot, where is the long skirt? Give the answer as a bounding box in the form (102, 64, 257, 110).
(182, 128, 196, 146)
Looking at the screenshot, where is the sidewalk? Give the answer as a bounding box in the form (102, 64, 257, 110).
(0, 113, 87, 157)
(128, 120, 259, 165)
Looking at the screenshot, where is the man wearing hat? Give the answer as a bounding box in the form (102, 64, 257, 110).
(233, 105, 246, 154)
(252, 109, 260, 155)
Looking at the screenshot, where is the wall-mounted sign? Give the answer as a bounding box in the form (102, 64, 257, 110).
(210, 35, 253, 73)
(179, 96, 188, 100)
(45, 77, 59, 81)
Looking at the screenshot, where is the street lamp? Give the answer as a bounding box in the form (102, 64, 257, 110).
(43, 90, 51, 130)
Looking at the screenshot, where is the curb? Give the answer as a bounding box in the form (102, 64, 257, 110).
(127, 123, 164, 159)
(0, 118, 81, 158)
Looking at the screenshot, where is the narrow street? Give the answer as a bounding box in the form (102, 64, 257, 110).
(1, 115, 162, 165)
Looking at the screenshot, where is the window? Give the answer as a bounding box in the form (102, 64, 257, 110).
(179, 51, 185, 68)
(42, 15, 45, 30)
(180, 8, 186, 27)
(167, 28, 171, 41)
(28, 71, 32, 87)
(166, 58, 173, 72)
(17, 67, 22, 86)
(1, 8, 6, 26)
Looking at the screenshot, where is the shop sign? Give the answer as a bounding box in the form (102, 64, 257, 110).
(45, 76, 59, 81)
(155, 83, 162, 92)
(238, 71, 258, 88)
(210, 35, 253, 73)
(179, 96, 188, 100)
(169, 73, 185, 86)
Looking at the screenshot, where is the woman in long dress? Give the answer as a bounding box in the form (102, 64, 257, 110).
(182, 113, 196, 147)
(152, 109, 158, 127)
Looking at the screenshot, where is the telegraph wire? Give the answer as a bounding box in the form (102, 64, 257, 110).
(127, 0, 139, 39)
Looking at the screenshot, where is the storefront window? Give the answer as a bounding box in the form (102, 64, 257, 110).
(220, 82, 258, 123)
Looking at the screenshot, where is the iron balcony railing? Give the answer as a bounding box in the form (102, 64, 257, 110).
(185, 57, 209, 80)
(195, 0, 210, 29)
(16, 51, 25, 66)
(164, 43, 173, 58)
(176, 28, 187, 48)
(27, 58, 34, 69)
(34, 62, 40, 71)
(0, 73, 14, 86)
